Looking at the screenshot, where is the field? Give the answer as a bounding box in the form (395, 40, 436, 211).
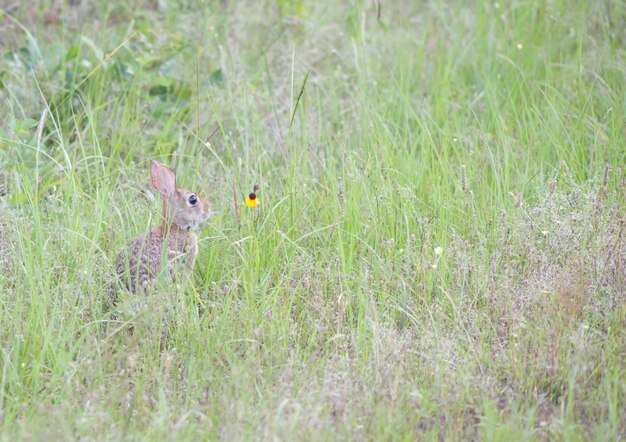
(0, 0, 625, 440)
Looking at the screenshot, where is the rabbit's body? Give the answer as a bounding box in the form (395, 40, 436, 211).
(108, 160, 210, 305)
(114, 226, 199, 293)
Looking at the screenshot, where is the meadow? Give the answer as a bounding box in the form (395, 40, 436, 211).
(0, 0, 624, 440)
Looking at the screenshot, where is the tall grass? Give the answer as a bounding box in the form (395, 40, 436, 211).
(0, 0, 624, 439)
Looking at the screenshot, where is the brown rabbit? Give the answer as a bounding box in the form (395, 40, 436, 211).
(107, 160, 211, 306)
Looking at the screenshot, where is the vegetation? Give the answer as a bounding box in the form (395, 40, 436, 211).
(0, 0, 624, 439)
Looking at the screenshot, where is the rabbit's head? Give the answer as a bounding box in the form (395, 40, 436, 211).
(150, 160, 211, 231)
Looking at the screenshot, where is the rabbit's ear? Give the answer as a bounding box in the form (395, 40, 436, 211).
(150, 160, 160, 189)
(150, 160, 176, 197)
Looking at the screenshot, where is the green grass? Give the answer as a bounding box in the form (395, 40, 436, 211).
(0, 0, 625, 440)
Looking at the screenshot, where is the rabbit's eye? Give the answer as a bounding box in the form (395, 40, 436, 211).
(188, 195, 198, 205)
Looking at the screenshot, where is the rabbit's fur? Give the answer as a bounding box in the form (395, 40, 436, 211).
(107, 160, 210, 306)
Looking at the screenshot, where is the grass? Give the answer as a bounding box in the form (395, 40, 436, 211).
(0, 0, 625, 440)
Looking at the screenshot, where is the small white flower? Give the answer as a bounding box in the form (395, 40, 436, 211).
(434, 246, 443, 256)
(516, 43, 523, 50)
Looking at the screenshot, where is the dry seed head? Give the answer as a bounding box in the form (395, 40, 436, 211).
(337, 178, 344, 207)
(549, 179, 557, 195)
(460, 164, 467, 192)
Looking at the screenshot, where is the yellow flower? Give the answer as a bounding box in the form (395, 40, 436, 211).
(245, 192, 258, 207)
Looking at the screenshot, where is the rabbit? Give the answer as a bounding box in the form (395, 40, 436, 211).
(107, 160, 211, 306)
